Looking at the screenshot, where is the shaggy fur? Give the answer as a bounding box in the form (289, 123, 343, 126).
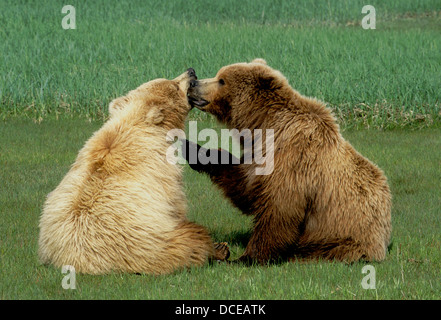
(38, 71, 229, 275)
(185, 59, 392, 264)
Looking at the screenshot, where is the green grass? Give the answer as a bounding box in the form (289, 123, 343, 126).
(0, 0, 440, 127)
(1, 118, 440, 299)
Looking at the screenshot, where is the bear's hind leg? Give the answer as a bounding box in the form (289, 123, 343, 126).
(213, 242, 230, 261)
(327, 239, 387, 262)
(238, 208, 303, 265)
(295, 237, 387, 263)
(162, 221, 230, 272)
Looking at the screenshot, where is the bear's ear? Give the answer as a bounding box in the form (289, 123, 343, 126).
(257, 74, 276, 91)
(145, 107, 165, 125)
(251, 58, 267, 65)
(109, 96, 129, 117)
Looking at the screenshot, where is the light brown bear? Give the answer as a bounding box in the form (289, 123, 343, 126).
(38, 69, 229, 275)
(184, 59, 392, 264)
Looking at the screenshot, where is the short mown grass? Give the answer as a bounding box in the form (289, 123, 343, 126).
(1, 118, 440, 299)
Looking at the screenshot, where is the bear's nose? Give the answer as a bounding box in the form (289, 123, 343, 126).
(187, 68, 197, 79)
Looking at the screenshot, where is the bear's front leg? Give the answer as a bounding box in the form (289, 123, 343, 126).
(181, 139, 254, 214)
(180, 139, 240, 176)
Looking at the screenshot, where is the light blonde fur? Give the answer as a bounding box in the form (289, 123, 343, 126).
(38, 73, 216, 274)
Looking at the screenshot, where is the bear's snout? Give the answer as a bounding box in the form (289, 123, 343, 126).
(187, 81, 209, 109)
(187, 68, 197, 79)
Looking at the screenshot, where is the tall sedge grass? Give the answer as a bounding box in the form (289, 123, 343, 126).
(0, 0, 440, 127)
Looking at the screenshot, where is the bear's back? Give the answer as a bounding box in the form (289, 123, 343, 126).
(38, 114, 187, 273)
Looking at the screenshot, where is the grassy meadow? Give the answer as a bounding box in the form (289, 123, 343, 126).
(1, 0, 440, 300)
(1, 119, 441, 300)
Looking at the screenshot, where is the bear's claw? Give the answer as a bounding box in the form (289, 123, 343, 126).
(213, 242, 230, 261)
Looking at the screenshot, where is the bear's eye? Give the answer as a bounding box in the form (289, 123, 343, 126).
(219, 79, 225, 86)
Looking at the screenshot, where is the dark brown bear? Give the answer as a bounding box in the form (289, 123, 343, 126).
(184, 59, 392, 264)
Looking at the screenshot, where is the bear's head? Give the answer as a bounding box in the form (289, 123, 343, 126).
(108, 68, 197, 130)
(187, 59, 290, 129)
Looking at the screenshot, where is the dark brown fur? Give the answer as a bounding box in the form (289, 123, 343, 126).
(185, 59, 392, 264)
